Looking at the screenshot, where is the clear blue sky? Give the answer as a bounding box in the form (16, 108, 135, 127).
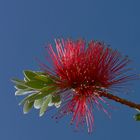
(0, 0, 140, 139)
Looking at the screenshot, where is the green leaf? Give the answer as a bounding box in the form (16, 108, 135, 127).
(23, 70, 37, 81)
(35, 71, 44, 75)
(52, 95, 61, 103)
(19, 93, 38, 105)
(34, 75, 54, 84)
(11, 78, 25, 86)
(19, 87, 57, 105)
(134, 113, 140, 121)
(15, 89, 33, 96)
(24, 77, 29, 82)
(29, 87, 57, 102)
(25, 80, 46, 89)
(40, 86, 57, 92)
(34, 98, 44, 109)
(15, 84, 28, 90)
(23, 101, 34, 114)
(39, 95, 52, 117)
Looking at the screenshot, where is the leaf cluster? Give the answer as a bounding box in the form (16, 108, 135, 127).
(12, 70, 61, 116)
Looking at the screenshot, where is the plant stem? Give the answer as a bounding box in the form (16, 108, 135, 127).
(99, 92, 140, 110)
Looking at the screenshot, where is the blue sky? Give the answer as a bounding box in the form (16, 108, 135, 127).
(0, 0, 140, 140)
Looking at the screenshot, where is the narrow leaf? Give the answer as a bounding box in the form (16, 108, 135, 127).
(35, 71, 44, 75)
(29, 87, 57, 102)
(34, 98, 44, 109)
(19, 93, 38, 105)
(25, 80, 46, 89)
(15, 89, 33, 96)
(48, 102, 54, 107)
(23, 70, 37, 81)
(23, 101, 34, 114)
(35, 75, 54, 84)
(19, 87, 57, 105)
(11, 78, 25, 86)
(40, 95, 52, 117)
(52, 95, 61, 103)
(15, 84, 28, 90)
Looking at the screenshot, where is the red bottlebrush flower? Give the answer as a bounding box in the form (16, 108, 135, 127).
(40, 39, 137, 133)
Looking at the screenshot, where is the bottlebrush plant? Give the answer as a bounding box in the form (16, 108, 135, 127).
(12, 39, 140, 133)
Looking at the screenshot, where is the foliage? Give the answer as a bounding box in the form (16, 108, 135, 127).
(12, 70, 61, 116)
